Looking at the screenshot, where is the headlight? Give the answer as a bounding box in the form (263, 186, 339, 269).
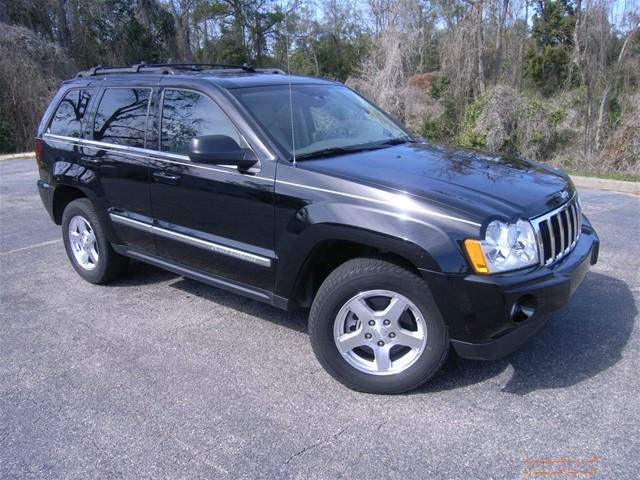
(464, 219, 539, 274)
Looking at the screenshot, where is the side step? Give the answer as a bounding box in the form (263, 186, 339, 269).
(112, 245, 294, 311)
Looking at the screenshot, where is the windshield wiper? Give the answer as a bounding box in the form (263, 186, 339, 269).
(294, 146, 365, 161)
(294, 138, 414, 161)
(377, 137, 414, 146)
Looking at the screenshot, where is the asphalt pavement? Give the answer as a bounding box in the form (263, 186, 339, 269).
(1, 157, 639, 479)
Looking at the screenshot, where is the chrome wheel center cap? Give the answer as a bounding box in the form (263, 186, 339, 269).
(370, 323, 390, 341)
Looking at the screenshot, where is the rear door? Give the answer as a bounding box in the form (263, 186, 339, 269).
(82, 85, 156, 253)
(147, 86, 277, 291)
(41, 87, 95, 187)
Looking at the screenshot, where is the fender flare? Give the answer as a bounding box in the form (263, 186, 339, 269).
(274, 201, 471, 299)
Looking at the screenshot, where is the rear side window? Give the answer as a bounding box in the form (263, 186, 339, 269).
(161, 89, 241, 155)
(94, 88, 151, 148)
(48, 89, 93, 137)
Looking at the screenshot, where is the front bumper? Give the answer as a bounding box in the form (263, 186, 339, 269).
(421, 221, 599, 360)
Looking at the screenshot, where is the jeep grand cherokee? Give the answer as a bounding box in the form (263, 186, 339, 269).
(35, 63, 599, 394)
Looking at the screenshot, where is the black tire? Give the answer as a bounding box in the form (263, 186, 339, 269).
(61, 198, 128, 284)
(309, 257, 449, 394)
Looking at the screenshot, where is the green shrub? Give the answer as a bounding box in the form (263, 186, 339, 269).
(607, 97, 622, 125)
(0, 117, 16, 153)
(458, 95, 488, 149)
(459, 129, 487, 149)
(429, 76, 449, 100)
(420, 99, 458, 143)
(548, 109, 566, 126)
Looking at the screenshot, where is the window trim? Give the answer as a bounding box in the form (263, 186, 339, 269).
(92, 86, 154, 150)
(42, 132, 273, 181)
(46, 87, 95, 137)
(158, 87, 252, 161)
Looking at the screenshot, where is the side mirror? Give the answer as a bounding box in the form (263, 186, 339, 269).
(188, 135, 258, 170)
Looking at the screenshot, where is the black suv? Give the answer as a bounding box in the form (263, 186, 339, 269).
(35, 63, 599, 394)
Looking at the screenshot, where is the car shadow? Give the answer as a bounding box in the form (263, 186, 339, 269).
(110, 264, 636, 395)
(107, 260, 181, 286)
(417, 272, 636, 395)
(168, 277, 309, 334)
(106, 260, 309, 332)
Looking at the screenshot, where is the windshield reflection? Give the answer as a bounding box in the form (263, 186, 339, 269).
(232, 84, 411, 159)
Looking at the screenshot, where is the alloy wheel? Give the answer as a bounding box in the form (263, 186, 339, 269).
(68, 215, 99, 271)
(333, 289, 428, 376)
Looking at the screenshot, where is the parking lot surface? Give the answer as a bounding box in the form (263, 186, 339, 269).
(1, 157, 639, 479)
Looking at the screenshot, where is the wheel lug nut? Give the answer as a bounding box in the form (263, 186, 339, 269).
(377, 341, 384, 347)
(389, 332, 396, 338)
(365, 333, 372, 339)
(383, 319, 391, 326)
(368, 320, 375, 326)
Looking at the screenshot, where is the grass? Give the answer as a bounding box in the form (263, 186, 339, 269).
(568, 169, 640, 183)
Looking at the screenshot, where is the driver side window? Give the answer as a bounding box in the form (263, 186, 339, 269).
(160, 89, 241, 155)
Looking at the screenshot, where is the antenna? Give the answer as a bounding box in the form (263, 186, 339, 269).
(284, 4, 297, 166)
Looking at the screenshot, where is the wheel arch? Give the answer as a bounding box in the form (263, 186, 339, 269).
(275, 223, 440, 308)
(52, 185, 87, 225)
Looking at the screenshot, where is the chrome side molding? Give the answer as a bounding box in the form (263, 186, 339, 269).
(109, 213, 272, 268)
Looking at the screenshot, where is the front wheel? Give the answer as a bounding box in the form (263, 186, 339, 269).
(309, 257, 449, 394)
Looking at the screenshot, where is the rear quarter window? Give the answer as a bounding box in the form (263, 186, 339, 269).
(47, 89, 93, 138)
(93, 88, 151, 148)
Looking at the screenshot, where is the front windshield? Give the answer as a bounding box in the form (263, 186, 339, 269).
(231, 84, 412, 159)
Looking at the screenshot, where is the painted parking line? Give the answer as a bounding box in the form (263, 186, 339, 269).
(0, 239, 61, 256)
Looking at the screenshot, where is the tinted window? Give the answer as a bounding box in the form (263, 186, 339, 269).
(161, 89, 240, 155)
(48, 89, 92, 137)
(94, 88, 151, 148)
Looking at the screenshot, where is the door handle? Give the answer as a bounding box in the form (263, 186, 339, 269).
(79, 156, 101, 168)
(153, 171, 181, 185)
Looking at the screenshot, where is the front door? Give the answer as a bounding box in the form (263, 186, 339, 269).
(148, 87, 276, 291)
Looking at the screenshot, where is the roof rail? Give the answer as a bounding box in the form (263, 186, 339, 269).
(76, 63, 285, 77)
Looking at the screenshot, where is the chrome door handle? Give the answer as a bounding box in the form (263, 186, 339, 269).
(153, 171, 181, 185)
(80, 156, 101, 167)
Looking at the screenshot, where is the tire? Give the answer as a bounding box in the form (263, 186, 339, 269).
(61, 198, 128, 284)
(309, 257, 449, 394)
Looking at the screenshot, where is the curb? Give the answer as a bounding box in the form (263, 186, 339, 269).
(1, 152, 637, 194)
(0, 152, 35, 161)
(571, 175, 639, 195)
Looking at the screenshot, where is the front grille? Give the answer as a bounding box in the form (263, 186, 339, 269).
(532, 195, 582, 266)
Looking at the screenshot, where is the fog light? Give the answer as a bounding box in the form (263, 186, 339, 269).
(511, 295, 537, 323)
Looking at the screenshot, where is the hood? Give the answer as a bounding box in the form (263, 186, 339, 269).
(297, 142, 574, 223)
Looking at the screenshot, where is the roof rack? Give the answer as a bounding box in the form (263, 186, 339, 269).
(76, 62, 285, 77)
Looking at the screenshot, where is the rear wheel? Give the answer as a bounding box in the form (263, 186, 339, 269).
(309, 257, 449, 394)
(61, 198, 128, 284)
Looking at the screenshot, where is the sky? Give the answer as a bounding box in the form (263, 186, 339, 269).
(304, 0, 640, 32)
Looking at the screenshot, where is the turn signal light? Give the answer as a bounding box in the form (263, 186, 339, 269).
(464, 239, 489, 274)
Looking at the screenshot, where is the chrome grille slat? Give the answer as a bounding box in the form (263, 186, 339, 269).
(532, 194, 581, 266)
(548, 218, 556, 260)
(567, 204, 576, 246)
(564, 209, 571, 250)
(566, 206, 574, 249)
(558, 210, 566, 253)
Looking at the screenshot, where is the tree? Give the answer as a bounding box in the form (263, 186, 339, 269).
(524, 0, 577, 93)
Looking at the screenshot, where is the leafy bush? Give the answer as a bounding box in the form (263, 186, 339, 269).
(457, 86, 559, 160)
(420, 98, 457, 142)
(0, 116, 16, 153)
(459, 95, 489, 149)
